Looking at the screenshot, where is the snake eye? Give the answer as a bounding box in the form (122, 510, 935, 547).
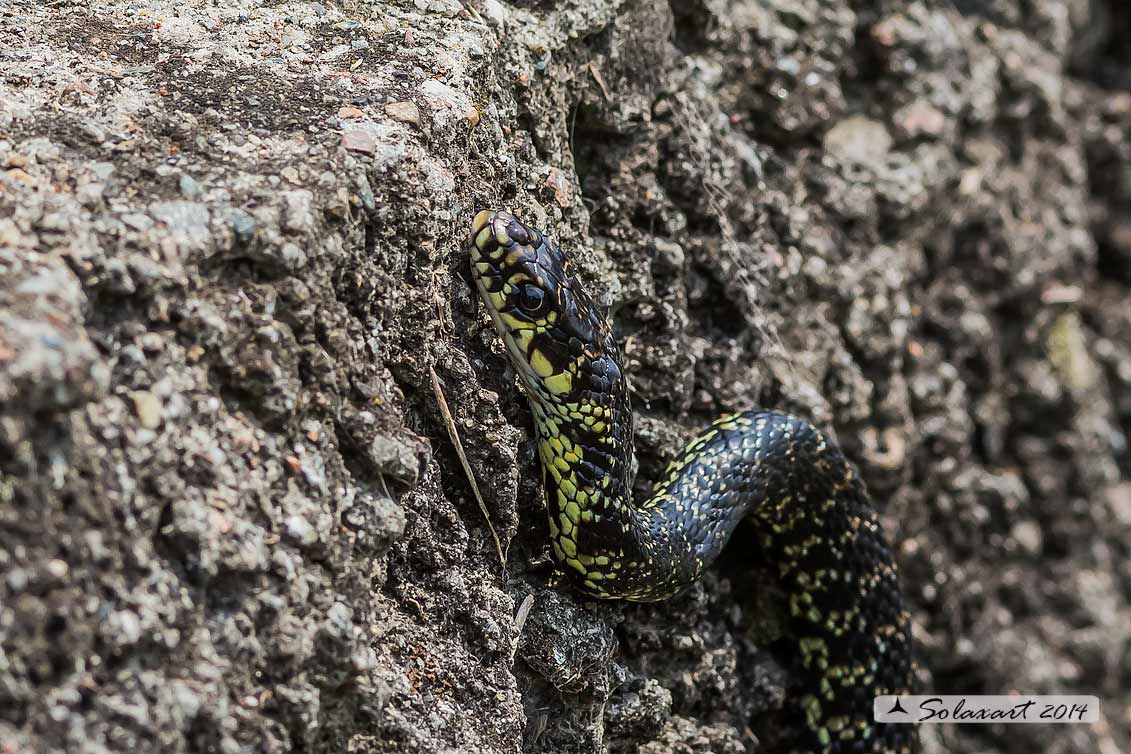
(517, 284, 548, 315)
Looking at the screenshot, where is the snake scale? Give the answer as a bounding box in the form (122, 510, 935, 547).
(469, 209, 915, 754)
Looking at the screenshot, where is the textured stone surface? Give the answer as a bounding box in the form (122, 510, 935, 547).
(1, 1, 1129, 754)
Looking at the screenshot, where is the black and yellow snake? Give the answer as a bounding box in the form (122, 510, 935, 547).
(469, 209, 915, 753)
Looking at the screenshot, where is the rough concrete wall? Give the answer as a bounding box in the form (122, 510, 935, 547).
(1, 1, 1128, 754)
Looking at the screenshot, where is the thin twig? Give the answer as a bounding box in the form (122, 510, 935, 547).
(511, 593, 535, 665)
(430, 365, 506, 570)
(587, 61, 611, 101)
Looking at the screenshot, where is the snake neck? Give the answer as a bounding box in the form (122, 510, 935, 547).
(521, 344, 682, 599)
(528, 371, 744, 600)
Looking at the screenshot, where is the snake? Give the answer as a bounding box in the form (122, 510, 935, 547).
(468, 209, 915, 754)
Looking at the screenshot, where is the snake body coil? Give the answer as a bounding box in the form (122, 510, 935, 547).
(469, 209, 914, 753)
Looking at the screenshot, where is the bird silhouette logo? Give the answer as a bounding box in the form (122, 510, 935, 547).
(886, 697, 909, 716)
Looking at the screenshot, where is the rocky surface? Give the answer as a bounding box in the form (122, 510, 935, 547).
(1, 1, 1129, 753)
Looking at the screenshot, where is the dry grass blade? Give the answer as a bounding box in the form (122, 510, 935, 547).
(429, 365, 506, 570)
(511, 593, 535, 665)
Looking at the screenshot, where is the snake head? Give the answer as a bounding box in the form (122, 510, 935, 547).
(469, 209, 615, 404)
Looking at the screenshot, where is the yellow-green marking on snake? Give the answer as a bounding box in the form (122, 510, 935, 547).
(469, 209, 915, 754)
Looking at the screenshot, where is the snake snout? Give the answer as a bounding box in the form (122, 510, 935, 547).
(471, 208, 496, 239)
(470, 209, 536, 256)
(469, 210, 520, 297)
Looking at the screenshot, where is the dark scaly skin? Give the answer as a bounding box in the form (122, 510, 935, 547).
(469, 209, 915, 753)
